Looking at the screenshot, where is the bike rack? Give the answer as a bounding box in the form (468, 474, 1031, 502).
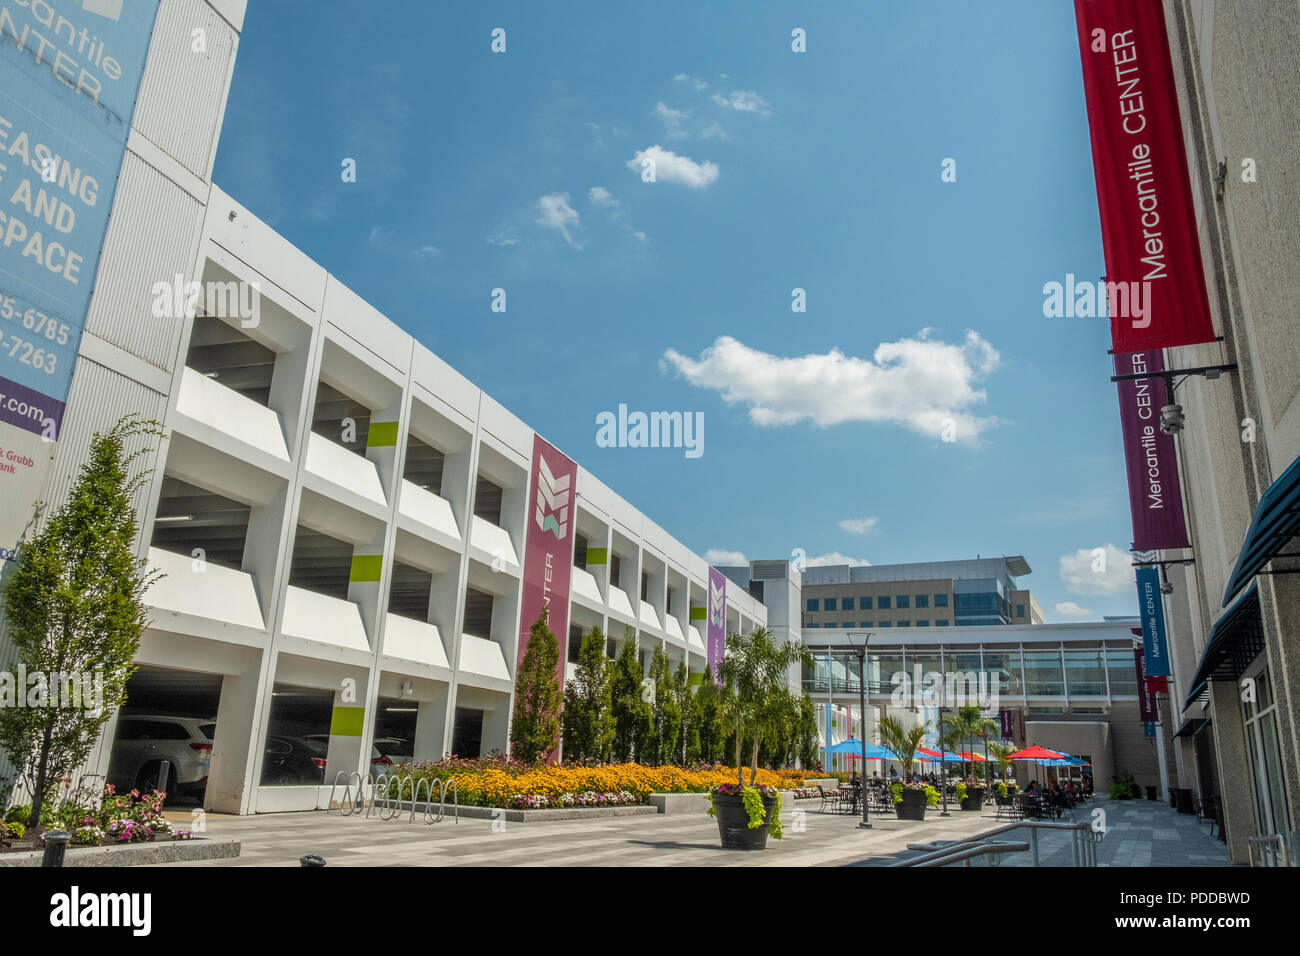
(329, 770, 457, 825)
(328, 771, 366, 815)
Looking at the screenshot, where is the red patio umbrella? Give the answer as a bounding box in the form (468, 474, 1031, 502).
(1006, 745, 1066, 786)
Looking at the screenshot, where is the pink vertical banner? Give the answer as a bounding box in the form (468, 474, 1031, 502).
(707, 567, 727, 682)
(518, 435, 577, 695)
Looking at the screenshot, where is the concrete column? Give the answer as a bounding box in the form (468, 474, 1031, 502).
(1209, 679, 1258, 862)
(413, 689, 450, 762)
(481, 700, 510, 757)
(207, 665, 266, 814)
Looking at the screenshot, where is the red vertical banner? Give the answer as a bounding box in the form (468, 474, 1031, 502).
(1073, 0, 1216, 352)
(518, 435, 577, 694)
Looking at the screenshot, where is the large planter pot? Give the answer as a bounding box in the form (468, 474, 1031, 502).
(960, 787, 984, 811)
(894, 788, 928, 821)
(712, 792, 778, 851)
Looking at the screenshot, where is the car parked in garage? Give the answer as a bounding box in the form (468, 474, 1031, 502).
(261, 734, 329, 785)
(108, 715, 216, 801)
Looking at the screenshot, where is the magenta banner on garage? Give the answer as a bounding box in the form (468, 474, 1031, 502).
(707, 567, 726, 682)
(1115, 349, 1189, 550)
(518, 435, 577, 703)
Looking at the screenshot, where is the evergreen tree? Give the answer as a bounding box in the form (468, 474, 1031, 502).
(561, 626, 612, 763)
(646, 646, 679, 767)
(797, 693, 821, 770)
(672, 659, 697, 765)
(0, 417, 162, 827)
(509, 608, 562, 764)
(609, 629, 651, 763)
(694, 678, 724, 765)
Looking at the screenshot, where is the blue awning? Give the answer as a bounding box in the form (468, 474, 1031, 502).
(1222, 454, 1300, 606)
(1184, 583, 1265, 709)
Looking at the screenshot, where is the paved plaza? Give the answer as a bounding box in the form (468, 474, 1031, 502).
(156, 795, 1232, 867)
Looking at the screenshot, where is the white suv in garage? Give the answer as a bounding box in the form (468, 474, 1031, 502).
(108, 715, 216, 801)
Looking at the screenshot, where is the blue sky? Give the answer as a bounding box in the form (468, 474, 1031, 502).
(212, 1, 1142, 622)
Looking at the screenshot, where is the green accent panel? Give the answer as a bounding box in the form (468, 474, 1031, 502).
(367, 421, 400, 447)
(586, 547, 608, 565)
(330, 706, 365, 737)
(349, 555, 383, 582)
(688, 671, 706, 686)
(689, 606, 707, 621)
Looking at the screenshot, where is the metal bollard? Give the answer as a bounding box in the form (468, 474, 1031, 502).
(42, 830, 70, 868)
(157, 759, 171, 796)
(300, 854, 326, 867)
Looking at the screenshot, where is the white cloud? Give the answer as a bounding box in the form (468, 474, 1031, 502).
(674, 73, 709, 91)
(654, 101, 689, 137)
(698, 122, 730, 141)
(588, 186, 617, 208)
(705, 548, 747, 565)
(487, 232, 520, 247)
(626, 145, 719, 188)
(535, 192, 583, 248)
(411, 245, 441, 259)
(712, 89, 771, 116)
(368, 226, 395, 244)
(587, 186, 647, 242)
(1059, 544, 1135, 597)
(804, 552, 871, 568)
(839, 517, 879, 536)
(1054, 601, 1095, 618)
(660, 331, 1001, 443)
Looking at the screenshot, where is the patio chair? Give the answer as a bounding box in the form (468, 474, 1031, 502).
(816, 782, 840, 814)
(994, 793, 1022, 822)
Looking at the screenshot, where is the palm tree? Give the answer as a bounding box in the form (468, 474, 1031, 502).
(988, 740, 1018, 781)
(972, 714, 999, 785)
(716, 627, 811, 787)
(878, 715, 931, 783)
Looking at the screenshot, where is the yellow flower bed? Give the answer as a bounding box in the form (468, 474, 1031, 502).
(398, 763, 812, 808)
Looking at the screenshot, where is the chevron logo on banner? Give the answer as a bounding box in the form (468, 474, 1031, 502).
(534, 454, 571, 539)
(709, 579, 725, 628)
(79, 0, 125, 20)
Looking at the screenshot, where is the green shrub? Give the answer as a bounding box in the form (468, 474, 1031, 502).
(5, 821, 24, 839)
(1109, 770, 1140, 799)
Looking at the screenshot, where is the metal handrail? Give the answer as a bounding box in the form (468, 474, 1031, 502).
(1247, 833, 1292, 867)
(892, 841, 1031, 867)
(906, 819, 1102, 867)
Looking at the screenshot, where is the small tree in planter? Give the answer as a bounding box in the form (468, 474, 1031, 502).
(879, 715, 934, 820)
(708, 627, 810, 849)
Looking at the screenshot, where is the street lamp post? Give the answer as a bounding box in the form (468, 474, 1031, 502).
(848, 632, 872, 829)
(938, 667, 950, 817)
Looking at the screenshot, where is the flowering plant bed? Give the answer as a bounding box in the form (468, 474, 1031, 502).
(1, 786, 192, 852)
(509, 790, 640, 810)
(378, 757, 810, 810)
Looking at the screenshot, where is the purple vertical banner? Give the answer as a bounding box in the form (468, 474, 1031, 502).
(707, 567, 727, 682)
(1115, 350, 1190, 550)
